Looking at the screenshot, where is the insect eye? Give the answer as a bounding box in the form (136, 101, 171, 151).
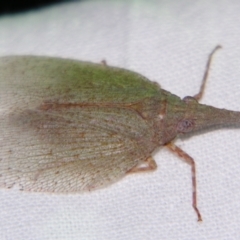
(182, 96, 198, 104)
(177, 119, 195, 133)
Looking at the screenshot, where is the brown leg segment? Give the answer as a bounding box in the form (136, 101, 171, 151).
(166, 142, 202, 222)
(128, 157, 157, 174)
(193, 45, 222, 101)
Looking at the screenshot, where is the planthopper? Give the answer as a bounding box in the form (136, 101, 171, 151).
(0, 46, 239, 221)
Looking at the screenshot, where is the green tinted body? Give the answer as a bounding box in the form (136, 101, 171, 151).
(0, 56, 240, 193)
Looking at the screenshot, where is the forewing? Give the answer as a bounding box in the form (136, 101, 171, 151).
(0, 56, 157, 193)
(0, 106, 150, 193)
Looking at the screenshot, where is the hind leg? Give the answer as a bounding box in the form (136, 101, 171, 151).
(127, 157, 157, 173)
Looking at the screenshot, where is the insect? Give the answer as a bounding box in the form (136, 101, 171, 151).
(0, 46, 238, 221)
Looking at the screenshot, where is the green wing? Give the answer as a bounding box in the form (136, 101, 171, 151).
(0, 56, 161, 193)
(0, 55, 162, 104)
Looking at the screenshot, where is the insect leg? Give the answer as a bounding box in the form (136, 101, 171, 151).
(127, 157, 157, 173)
(166, 142, 202, 222)
(193, 45, 222, 101)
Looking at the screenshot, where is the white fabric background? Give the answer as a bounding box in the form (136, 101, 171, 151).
(1, 0, 240, 239)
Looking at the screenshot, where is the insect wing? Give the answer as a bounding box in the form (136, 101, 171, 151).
(0, 56, 155, 193)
